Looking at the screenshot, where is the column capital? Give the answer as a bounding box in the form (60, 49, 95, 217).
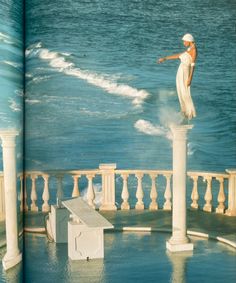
(0, 130, 19, 147)
(170, 125, 193, 141)
(99, 163, 117, 170)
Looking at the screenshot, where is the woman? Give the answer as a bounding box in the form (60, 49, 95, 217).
(158, 33, 197, 120)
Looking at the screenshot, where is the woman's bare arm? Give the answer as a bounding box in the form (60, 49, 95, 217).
(157, 53, 182, 63)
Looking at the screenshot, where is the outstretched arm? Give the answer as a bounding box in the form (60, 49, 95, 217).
(157, 53, 182, 63)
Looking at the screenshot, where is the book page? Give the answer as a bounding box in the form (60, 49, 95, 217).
(23, 0, 236, 282)
(0, 0, 23, 279)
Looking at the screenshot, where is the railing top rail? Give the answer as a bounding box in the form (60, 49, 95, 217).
(24, 169, 101, 177)
(115, 169, 172, 175)
(1, 168, 229, 179)
(187, 171, 229, 179)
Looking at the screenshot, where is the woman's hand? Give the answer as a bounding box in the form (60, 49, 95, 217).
(158, 57, 166, 64)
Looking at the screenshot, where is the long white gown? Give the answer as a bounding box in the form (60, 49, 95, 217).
(176, 51, 196, 119)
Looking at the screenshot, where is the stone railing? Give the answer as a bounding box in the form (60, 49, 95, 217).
(0, 165, 236, 219)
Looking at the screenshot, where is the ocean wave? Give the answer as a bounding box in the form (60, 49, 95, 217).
(3, 60, 22, 69)
(15, 89, 24, 97)
(0, 31, 21, 46)
(25, 99, 41, 105)
(31, 75, 52, 84)
(0, 31, 14, 45)
(34, 46, 150, 107)
(25, 42, 43, 56)
(81, 183, 102, 208)
(8, 98, 22, 112)
(158, 107, 183, 127)
(134, 119, 172, 140)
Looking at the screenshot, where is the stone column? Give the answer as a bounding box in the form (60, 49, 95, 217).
(99, 164, 117, 211)
(166, 125, 194, 252)
(225, 169, 236, 216)
(0, 130, 22, 270)
(0, 174, 5, 221)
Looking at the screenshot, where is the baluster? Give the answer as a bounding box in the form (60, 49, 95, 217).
(56, 174, 64, 208)
(190, 175, 199, 209)
(30, 174, 38, 211)
(149, 174, 158, 210)
(163, 174, 172, 210)
(19, 175, 23, 212)
(135, 173, 144, 210)
(23, 175, 28, 211)
(216, 177, 225, 214)
(42, 174, 50, 212)
(121, 174, 130, 210)
(203, 176, 212, 212)
(72, 175, 80, 197)
(86, 174, 95, 209)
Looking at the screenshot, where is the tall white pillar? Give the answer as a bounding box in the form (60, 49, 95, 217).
(166, 125, 194, 252)
(0, 130, 22, 270)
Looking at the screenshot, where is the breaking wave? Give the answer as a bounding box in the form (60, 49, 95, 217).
(27, 43, 150, 107)
(134, 119, 172, 140)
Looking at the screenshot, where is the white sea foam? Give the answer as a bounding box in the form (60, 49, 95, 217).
(158, 89, 176, 102)
(81, 183, 102, 208)
(25, 99, 41, 105)
(37, 48, 150, 106)
(134, 119, 172, 140)
(25, 42, 43, 56)
(8, 98, 22, 112)
(31, 75, 51, 84)
(0, 31, 14, 45)
(158, 107, 183, 128)
(14, 89, 24, 97)
(3, 60, 22, 68)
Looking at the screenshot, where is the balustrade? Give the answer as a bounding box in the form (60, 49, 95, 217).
(0, 166, 234, 216)
(121, 173, 130, 210)
(149, 174, 158, 210)
(163, 174, 172, 210)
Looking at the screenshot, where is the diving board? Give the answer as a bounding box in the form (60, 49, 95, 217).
(62, 197, 113, 229)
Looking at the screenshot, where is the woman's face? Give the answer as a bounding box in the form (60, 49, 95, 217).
(183, 40, 190, 47)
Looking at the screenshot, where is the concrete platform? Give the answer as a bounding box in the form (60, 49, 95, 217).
(21, 209, 236, 248)
(1, 209, 235, 249)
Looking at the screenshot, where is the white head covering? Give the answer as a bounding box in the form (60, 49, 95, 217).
(182, 33, 195, 42)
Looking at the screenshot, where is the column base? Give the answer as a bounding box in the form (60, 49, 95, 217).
(166, 240, 194, 252)
(2, 252, 22, 270)
(99, 204, 117, 211)
(225, 209, 236, 216)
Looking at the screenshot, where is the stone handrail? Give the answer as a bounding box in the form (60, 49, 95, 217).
(0, 165, 235, 219)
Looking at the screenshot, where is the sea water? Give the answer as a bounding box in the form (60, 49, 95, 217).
(1, 0, 236, 173)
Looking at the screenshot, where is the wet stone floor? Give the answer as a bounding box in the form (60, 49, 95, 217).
(1, 230, 236, 283)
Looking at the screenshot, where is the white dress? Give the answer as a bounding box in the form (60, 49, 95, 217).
(176, 51, 196, 119)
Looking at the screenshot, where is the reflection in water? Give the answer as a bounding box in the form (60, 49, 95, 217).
(167, 251, 193, 283)
(69, 259, 105, 283)
(1, 260, 22, 283)
(1, 232, 236, 283)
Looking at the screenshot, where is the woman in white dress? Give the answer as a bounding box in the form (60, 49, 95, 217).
(158, 34, 197, 120)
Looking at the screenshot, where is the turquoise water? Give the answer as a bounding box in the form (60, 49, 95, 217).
(0, 0, 23, 171)
(1, 232, 236, 283)
(24, 0, 236, 172)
